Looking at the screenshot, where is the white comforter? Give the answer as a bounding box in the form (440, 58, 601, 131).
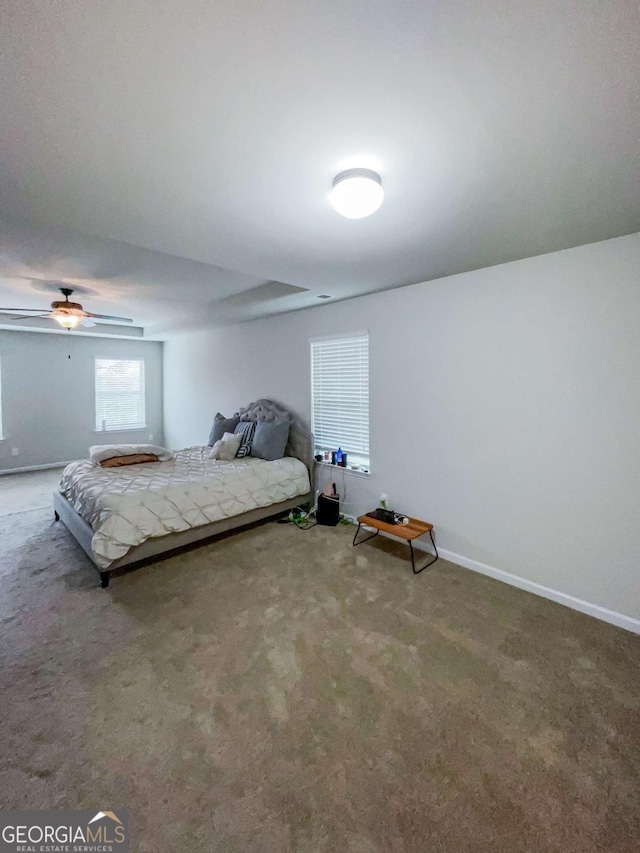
(59, 446, 311, 568)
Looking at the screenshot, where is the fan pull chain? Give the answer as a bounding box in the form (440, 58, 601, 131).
(68, 329, 71, 359)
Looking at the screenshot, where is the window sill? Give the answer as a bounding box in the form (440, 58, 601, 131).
(315, 460, 371, 479)
(94, 427, 147, 434)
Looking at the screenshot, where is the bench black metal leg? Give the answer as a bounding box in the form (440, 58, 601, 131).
(409, 529, 438, 574)
(100, 571, 110, 589)
(352, 522, 379, 547)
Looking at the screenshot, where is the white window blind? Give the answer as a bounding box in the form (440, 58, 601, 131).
(311, 333, 369, 463)
(95, 358, 145, 431)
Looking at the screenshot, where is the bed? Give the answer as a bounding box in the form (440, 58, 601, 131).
(53, 399, 313, 587)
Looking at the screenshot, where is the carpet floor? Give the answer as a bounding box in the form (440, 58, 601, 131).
(1, 507, 639, 852)
(0, 467, 65, 517)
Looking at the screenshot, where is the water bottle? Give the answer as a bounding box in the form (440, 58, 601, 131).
(336, 447, 343, 465)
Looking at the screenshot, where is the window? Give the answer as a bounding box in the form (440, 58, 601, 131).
(95, 358, 145, 431)
(311, 333, 369, 466)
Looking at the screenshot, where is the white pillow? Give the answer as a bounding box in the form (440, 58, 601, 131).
(209, 431, 243, 461)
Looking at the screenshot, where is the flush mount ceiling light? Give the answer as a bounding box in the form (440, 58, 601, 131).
(330, 168, 384, 219)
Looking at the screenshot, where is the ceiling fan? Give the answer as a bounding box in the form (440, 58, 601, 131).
(0, 287, 133, 330)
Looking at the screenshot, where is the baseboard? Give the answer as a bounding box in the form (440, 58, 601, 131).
(351, 516, 640, 635)
(0, 461, 71, 475)
(437, 547, 640, 636)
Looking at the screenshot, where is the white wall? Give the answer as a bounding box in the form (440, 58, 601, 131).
(0, 330, 163, 470)
(163, 233, 640, 624)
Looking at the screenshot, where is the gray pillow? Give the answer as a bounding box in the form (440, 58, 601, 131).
(250, 418, 291, 461)
(208, 412, 240, 446)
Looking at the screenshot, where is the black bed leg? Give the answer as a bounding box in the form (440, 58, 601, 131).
(54, 510, 60, 521)
(100, 572, 110, 589)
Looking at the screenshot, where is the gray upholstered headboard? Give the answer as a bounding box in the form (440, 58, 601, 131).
(234, 399, 314, 474)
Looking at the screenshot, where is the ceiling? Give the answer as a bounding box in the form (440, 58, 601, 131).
(0, 0, 639, 337)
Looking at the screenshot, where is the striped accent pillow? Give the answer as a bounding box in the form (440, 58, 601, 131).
(234, 420, 256, 457)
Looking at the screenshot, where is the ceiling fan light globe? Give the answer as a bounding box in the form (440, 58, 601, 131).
(53, 312, 81, 330)
(330, 169, 384, 219)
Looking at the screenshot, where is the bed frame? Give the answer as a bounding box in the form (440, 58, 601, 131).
(53, 399, 314, 588)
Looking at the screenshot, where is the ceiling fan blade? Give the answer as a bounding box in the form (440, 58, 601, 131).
(0, 313, 51, 321)
(81, 318, 97, 327)
(0, 307, 50, 313)
(83, 312, 134, 323)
